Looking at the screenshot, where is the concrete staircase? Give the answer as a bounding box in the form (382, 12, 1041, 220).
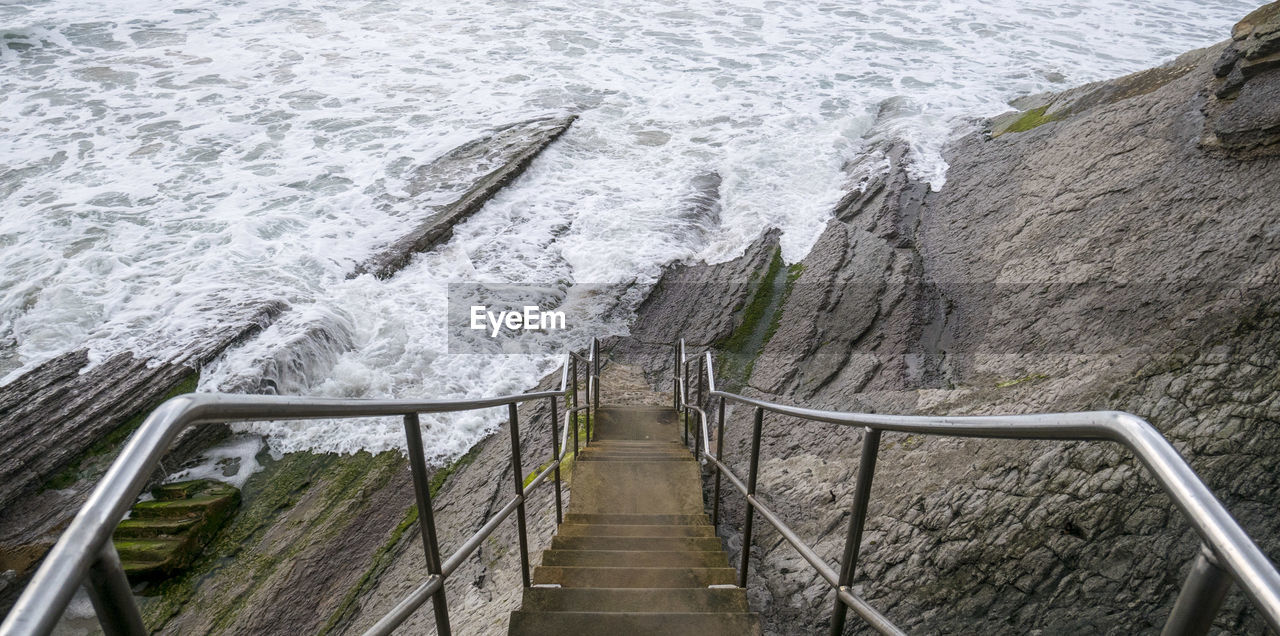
(508, 406, 761, 635)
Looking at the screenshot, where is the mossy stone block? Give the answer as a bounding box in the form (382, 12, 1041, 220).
(113, 479, 240, 580)
(115, 516, 201, 538)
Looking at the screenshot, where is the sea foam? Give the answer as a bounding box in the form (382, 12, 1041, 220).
(0, 0, 1255, 456)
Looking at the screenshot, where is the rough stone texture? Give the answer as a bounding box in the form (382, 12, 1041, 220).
(616, 34, 1280, 635)
(350, 115, 577, 280)
(611, 229, 780, 390)
(990, 45, 1207, 138)
(0, 301, 284, 512)
(1214, 69, 1280, 149)
(1205, 2, 1280, 155)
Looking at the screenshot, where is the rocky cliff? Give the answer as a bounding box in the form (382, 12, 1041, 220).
(9, 7, 1280, 635)
(167, 12, 1280, 635)
(613, 10, 1280, 634)
(323, 16, 1280, 632)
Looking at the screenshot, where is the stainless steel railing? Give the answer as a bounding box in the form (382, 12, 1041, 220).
(674, 339, 1280, 636)
(1, 338, 602, 636)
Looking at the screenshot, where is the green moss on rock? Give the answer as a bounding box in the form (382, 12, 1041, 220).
(1002, 106, 1062, 135)
(996, 373, 1050, 388)
(715, 247, 799, 386)
(140, 451, 408, 631)
(114, 479, 240, 581)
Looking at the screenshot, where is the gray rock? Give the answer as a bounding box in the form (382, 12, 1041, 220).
(1208, 2, 1280, 106)
(0, 301, 284, 511)
(617, 28, 1280, 636)
(1214, 69, 1280, 149)
(1214, 45, 1241, 77)
(350, 115, 576, 280)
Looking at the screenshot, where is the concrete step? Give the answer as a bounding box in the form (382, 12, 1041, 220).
(580, 445, 688, 454)
(580, 449, 688, 457)
(532, 566, 738, 588)
(566, 460, 704, 515)
(572, 448, 692, 459)
(520, 587, 749, 613)
(114, 537, 185, 562)
(594, 407, 680, 441)
(564, 513, 711, 526)
(587, 439, 685, 446)
(556, 524, 716, 537)
(541, 549, 730, 568)
(577, 454, 690, 462)
(587, 440, 685, 448)
(508, 610, 761, 635)
(551, 536, 723, 552)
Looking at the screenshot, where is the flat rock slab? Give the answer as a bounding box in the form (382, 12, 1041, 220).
(351, 114, 576, 279)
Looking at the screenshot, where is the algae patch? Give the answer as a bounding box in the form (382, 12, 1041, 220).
(141, 451, 406, 631)
(523, 410, 588, 488)
(999, 106, 1063, 136)
(716, 248, 800, 386)
(320, 441, 500, 634)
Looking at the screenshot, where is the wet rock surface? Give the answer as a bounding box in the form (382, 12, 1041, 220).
(0, 302, 282, 512)
(615, 28, 1280, 636)
(350, 115, 577, 280)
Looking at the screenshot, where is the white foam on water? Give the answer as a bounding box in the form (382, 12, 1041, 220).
(0, 0, 1258, 455)
(161, 433, 264, 489)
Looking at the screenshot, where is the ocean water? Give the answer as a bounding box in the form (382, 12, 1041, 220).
(0, 0, 1258, 458)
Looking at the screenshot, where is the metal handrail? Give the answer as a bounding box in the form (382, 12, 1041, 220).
(2, 338, 604, 636)
(675, 339, 1280, 635)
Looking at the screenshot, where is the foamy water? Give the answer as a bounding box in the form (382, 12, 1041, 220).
(0, 0, 1257, 457)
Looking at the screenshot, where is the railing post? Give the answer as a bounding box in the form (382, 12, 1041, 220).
(1161, 546, 1234, 636)
(549, 396, 563, 525)
(673, 342, 680, 410)
(739, 407, 764, 588)
(585, 373, 593, 444)
(571, 355, 579, 457)
(697, 353, 705, 409)
(683, 360, 691, 447)
(712, 396, 726, 526)
(829, 427, 881, 636)
(508, 404, 532, 587)
(85, 541, 146, 636)
(694, 411, 702, 462)
(695, 355, 705, 461)
(592, 338, 601, 428)
(402, 413, 452, 635)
